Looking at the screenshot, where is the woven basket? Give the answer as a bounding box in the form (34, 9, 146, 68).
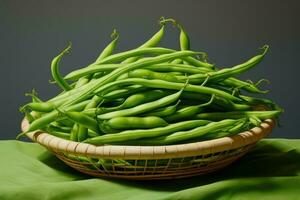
(21, 118, 275, 180)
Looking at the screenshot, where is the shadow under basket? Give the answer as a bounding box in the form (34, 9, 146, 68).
(21, 118, 275, 180)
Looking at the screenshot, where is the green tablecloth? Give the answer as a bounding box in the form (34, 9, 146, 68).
(0, 139, 300, 200)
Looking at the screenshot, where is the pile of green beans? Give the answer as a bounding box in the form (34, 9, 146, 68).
(19, 17, 282, 146)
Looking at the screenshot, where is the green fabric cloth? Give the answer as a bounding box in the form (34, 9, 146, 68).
(0, 139, 300, 200)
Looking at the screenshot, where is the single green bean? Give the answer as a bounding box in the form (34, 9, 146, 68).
(164, 94, 214, 123)
(143, 100, 180, 117)
(50, 43, 72, 91)
(195, 110, 282, 121)
(95, 29, 119, 62)
(122, 21, 165, 64)
(102, 116, 168, 130)
(127, 69, 181, 82)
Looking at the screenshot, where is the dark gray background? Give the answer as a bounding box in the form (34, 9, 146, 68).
(0, 0, 299, 139)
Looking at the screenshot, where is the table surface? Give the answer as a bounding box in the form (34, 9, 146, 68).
(0, 139, 300, 200)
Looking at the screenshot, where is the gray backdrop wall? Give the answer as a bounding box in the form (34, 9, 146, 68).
(0, 0, 299, 139)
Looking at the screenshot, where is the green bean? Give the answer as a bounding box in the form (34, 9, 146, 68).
(50, 43, 72, 91)
(239, 95, 282, 111)
(101, 116, 168, 130)
(180, 91, 250, 111)
(178, 24, 190, 51)
(48, 124, 72, 133)
(143, 100, 180, 117)
(94, 78, 242, 103)
(164, 94, 214, 123)
(133, 119, 241, 145)
(179, 45, 269, 84)
(170, 23, 190, 64)
(198, 118, 249, 140)
(76, 31, 120, 141)
(77, 126, 88, 142)
(102, 85, 147, 99)
(21, 102, 55, 113)
(64, 64, 122, 81)
(97, 88, 184, 119)
(222, 78, 269, 94)
(148, 63, 212, 74)
(127, 69, 181, 82)
(17, 99, 91, 139)
(69, 76, 91, 141)
(55, 119, 75, 127)
(70, 124, 78, 141)
(95, 29, 119, 62)
(183, 56, 213, 68)
(24, 112, 35, 123)
(195, 110, 282, 121)
(87, 129, 99, 138)
(64, 62, 212, 81)
(77, 96, 103, 141)
(61, 111, 99, 133)
(97, 47, 174, 64)
(121, 20, 166, 64)
(62, 50, 201, 107)
(84, 119, 211, 145)
(25, 89, 42, 103)
(99, 90, 167, 113)
(45, 128, 70, 140)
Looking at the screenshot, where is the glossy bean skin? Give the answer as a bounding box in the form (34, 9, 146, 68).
(22, 102, 55, 113)
(239, 95, 282, 111)
(143, 100, 180, 117)
(77, 32, 121, 141)
(70, 124, 78, 141)
(64, 62, 212, 81)
(122, 24, 165, 64)
(50, 43, 72, 91)
(195, 110, 282, 121)
(178, 45, 269, 84)
(102, 116, 168, 130)
(69, 77, 91, 141)
(62, 50, 200, 107)
(97, 89, 183, 119)
(127, 69, 181, 82)
(131, 119, 241, 145)
(100, 90, 167, 113)
(222, 78, 269, 94)
(64, 64, 121, 81)
(95, 29, 119, 62)
(164, 95, 214, 123)
(180, 91, 250, 111)
(84, 119, 211, 145)
(95, 78, 242, 103)
(97, 47, 174, 64)
(44, 127, 70, 140)
(102, 85, 147, 100)
(17, 99, 91, 137)
(62, 111, 100, 133)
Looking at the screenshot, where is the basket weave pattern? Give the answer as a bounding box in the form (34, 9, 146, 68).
(22, 118, 275, 180)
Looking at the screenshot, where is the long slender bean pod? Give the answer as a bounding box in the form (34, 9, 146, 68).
(195, 110, 282, 121)
(50, 43, 72, 91)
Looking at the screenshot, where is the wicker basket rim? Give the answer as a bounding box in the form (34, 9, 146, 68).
(21, 118, 275, 159)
